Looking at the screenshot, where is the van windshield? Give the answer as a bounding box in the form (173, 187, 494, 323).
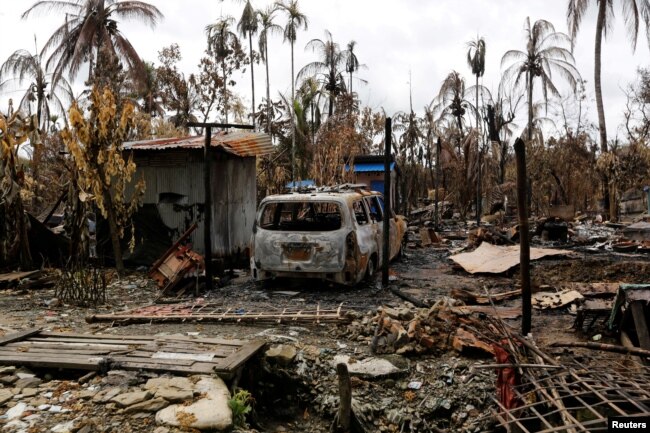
(259, 201, 342, 231)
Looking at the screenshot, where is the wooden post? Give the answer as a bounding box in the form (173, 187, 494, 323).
(186, 122, 254, 293)
(382, 117, 392, 287)
(336, 363, 351, 433)
(514, 137, 531, 335)
(203, 127, 213, 292)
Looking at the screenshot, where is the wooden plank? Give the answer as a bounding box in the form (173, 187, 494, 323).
(0, 270, 41, 283)
(39, 332, 155, 341)
(218, 340, 266, 372)
(0, 354, 102, 370)
(0, 328, 42, 346)
(109, 356, 197, 367)
(29, 337, 148, 346)
(630, 301, 650, 351)
(0, 347, 116, 356)
(15, 341, 131, 351)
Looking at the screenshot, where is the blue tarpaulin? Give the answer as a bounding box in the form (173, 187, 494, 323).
(345, 162, 396, 173)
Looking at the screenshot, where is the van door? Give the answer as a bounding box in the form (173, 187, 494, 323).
(352, 199, 376, 279)
(365, 196, 385, 265)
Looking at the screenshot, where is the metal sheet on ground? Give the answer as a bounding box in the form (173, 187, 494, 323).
(450, 243, 572, 274)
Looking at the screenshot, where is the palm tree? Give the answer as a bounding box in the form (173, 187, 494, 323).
(298, 30, 346, 118)
(206, 16, 241, 124)
(501, 18, 580, 144)
(0, 47, 73, 132)
(567, 0, 650, 154)
(257, 6, 283, 134)
(22, 0, 163, 86)
(467, 36, 486, 224)
(238, 0, 259, 128)
(130, 62, 164, 118)
(433, 71, 469, 144)
(275, 0, 308, 183)
(344, 40, 361, 94)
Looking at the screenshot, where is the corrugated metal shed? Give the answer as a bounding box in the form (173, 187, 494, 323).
(123, 131, 273, 157)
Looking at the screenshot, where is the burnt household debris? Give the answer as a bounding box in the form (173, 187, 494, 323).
(2, 128, 650, 433)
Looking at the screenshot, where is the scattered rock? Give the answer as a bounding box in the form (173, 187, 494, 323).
(265, 344, 297, 366)
(92, 387, 123, 403)
(0, 367, 16, 375)
(155, 377, 232, 431)
(20, 388, 38, 398)
(5, 402, 28, 420)
(144, 377, 193, 392)
(14, 377, 42, 389)
(111, 390, 153, 408)
(104, 370, 139, 387)
(125, 397, 169, 413)
(50, 421, 75, 433)
(333, 355, 406, 379)
(154, 387, 193, 403)
(0, 389, 13, 405)
(0, 375, 17, 385)
(77, 389, 98, 400)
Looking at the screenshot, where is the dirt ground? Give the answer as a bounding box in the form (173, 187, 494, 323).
(1, 238, 649, 432)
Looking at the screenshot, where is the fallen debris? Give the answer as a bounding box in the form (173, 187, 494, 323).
(531, 289, 584, 310)
(481, 337, 650, 432)
(149, 223, 204, 294)
(450, 243, 572, 274)
(87, 302, 350, 325)
(549, 341, 650, 358)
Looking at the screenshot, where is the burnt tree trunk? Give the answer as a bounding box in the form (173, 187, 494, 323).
(515, 137, 531, 335)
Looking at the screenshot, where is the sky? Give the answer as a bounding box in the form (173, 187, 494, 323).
(1, 0, 649, 142)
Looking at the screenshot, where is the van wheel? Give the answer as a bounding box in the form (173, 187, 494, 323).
(365, 256, 377, 280)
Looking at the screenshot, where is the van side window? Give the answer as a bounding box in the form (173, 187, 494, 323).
(366, 197, 383, 222)
(353, 200, 369, 225)
(376, 196, 393, 218)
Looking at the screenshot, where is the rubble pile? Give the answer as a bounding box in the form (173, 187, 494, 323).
(0, 366, 234, 433)
(257, 339, 496, 433)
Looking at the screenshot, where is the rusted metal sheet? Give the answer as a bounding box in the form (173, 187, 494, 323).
(127, 150, 257, 260)
(123, 131, 273, 157)
(450, 243, 573, 274)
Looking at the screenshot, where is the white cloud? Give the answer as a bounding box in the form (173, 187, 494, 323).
(1, 0, 648, 142)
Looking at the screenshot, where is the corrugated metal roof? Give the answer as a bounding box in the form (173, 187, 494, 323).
(123, 131, 274, 157)
(345, 162, 396, 172)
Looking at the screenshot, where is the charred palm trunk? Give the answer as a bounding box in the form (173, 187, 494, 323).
(248, 32, 256, 129)
(222, 58, 229, 124)
(475, 74, 481, 225)
(594, 0, 613, 220)
(265, 44, 271, 135)
(291, 41, 296, 183)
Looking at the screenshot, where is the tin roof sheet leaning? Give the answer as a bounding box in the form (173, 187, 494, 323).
(123, 131, 274, 157)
